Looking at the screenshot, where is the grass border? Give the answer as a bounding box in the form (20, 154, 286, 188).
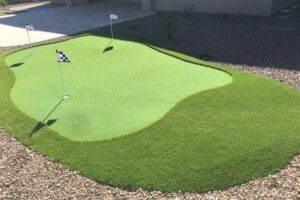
(1, 33, 300, 193)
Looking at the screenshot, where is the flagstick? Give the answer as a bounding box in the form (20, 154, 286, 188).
(110, 11, 114, 43)
(26, 30, 33, 55)
(57, 61, 68, 99)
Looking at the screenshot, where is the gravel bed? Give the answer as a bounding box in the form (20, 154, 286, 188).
(1, 127, 300, 200)
(219, 63, 300, 91)
(1, 1, 300, 199)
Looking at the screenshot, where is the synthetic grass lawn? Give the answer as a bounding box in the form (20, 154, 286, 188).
(5, 35, 232, 141)
(1, 35, 300, 193)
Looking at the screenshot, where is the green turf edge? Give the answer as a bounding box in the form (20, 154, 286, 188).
(1, 34, 300, 193)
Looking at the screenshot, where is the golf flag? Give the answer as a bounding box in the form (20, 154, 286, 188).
(56, 50, 70, 62)
(110, 13, 118, 20)
(25, 24, 35, 31)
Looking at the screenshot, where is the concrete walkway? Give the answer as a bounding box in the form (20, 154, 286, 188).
(7, 1, 52, 12)
(0, 2, 153, 47)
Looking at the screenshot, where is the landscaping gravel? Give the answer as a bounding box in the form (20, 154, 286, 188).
(220, 63, 300, 91)
(1, 1, 300, 199)
(1, 127, 300, 199)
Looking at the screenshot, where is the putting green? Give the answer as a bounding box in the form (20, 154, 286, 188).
(5, 35, 232, 141)
(1, 35, 300, 192)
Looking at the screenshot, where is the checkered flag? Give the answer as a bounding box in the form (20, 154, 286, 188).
(109, 13, 118, 20)
(56, 49, 70, 62)
(25, 24, 35, 31)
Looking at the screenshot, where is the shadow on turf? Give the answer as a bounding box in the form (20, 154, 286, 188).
(10, 62, 24, 68)
(103, 46, 114, 53)
(10, 53, 33, 68)
(29, 98, 64, 137)
(103, 39, 114, 53)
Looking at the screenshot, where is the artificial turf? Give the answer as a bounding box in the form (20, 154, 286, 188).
(1, 35, 300, 193)
(5, 35, 232, 141)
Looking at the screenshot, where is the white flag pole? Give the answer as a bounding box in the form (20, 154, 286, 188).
(110, 11, 114, 42)
(26, 30, 33, 54)
(57, 61, 68, 99)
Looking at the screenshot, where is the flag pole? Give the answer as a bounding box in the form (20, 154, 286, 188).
(110, 11, 114, 42)
(57, 61, 68, 99)
(26, 30, 33, 55)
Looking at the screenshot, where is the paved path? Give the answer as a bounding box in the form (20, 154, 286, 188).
(7, 1, 52, 12)
(0, 2, 153, 47)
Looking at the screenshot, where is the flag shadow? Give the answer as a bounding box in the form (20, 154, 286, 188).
(103, 46, 114, 53)
(10, 53, 32, 68)
(103, 40, 114, 53)
(10, 62, 24, 68)
(29, 98, 64, 137)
